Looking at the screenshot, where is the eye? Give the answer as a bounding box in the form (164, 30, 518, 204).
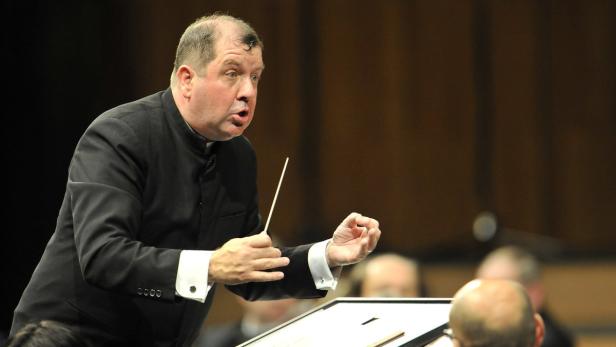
(251, 74, 260, 83)
(225, 70, 239, 78)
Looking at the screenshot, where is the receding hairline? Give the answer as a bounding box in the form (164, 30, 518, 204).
(170, 14, 264, 85)
(195, 15, 261, 45)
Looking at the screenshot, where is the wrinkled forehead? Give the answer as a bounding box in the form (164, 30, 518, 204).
(211, 20, 259, 51)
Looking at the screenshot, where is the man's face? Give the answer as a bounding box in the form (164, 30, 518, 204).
(361, 260, 420, 297)
(186, 26, 264, 141)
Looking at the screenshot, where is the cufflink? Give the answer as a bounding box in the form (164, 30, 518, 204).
(190, 286, 197, 293)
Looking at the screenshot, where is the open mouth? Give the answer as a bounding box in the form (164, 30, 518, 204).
(230, 106, 250, 127)
(231, 111, 248, 127)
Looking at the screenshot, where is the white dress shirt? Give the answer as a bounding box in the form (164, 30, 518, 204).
(175, 239, 340, 303)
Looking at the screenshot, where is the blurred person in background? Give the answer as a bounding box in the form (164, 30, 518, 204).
(194, 296, 313, 346)
(476, 246, 575, 347)
(346, 253, 427, 297)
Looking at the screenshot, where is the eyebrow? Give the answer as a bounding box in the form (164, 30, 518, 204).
(222, 59, 265, 71)
(222, 59, 241, 67)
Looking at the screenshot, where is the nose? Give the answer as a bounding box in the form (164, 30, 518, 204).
(237, 76, 257, 102)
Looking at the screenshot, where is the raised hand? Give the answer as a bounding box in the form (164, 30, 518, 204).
(326, 212, 381, 267)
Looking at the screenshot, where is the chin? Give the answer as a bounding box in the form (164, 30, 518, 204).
(219, 129, 245, 141)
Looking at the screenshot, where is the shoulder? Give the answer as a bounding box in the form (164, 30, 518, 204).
(541, 310, 575, 347)
(74, 92, 166, 166)
(80, 91, 167, 149)
(95, 91, 165, 130)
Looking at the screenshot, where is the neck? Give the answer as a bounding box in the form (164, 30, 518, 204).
(171, 86, 189, 121)
(171, 86, 212, 144)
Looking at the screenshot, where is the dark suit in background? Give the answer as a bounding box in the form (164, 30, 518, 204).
(541, 310, 575, 347)
(10, 89, 325, 347)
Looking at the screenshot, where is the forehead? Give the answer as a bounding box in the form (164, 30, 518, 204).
(212, 22, 263, 66)
(478, 258, 519, 280)
(368, 258, 416, 274)
(366, 262, 417, 284)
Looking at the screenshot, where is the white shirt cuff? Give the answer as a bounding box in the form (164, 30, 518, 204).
(308, 239, 341, 290)
(175, 250, 214, 303)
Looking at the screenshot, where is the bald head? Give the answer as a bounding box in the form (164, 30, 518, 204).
(449, 279, 543, 347)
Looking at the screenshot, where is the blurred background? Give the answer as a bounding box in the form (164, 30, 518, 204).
(3, 0, 615, 346)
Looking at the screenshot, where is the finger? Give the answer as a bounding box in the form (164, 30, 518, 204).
(352, 225, 369, 234)
(355, 228, 378, 256)
(353, 226, 368, 237)
(342, 212, 363, 227)
(356, 216, 379, 230)
(250, 246, 283, 259)
(245, 270, 285, 282)
(251, 256, 290, 271)
(366, 227, 381, 251)
(360, 233, 372, 254)
(243, 232, 273, 248)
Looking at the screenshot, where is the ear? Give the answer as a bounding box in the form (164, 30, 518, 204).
(533, 313, 545, 347)
(175, 65, 196, 98)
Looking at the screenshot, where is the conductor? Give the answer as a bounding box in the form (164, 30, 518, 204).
(10, 14, 381, 347)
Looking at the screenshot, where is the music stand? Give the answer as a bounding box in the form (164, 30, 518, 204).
(238, 297, 452, 347)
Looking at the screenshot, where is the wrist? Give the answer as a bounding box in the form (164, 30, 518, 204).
(325, 241, 335, 268)
(207, 251, 218, 283)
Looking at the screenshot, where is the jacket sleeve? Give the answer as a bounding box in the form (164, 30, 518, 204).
(224, 193, 328, 301)
(68, 116, 180, 301)
(225, 243, 328, 301)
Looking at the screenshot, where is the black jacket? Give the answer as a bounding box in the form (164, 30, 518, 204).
(11, 89, 325, 346)
(541, 309, 575, 347)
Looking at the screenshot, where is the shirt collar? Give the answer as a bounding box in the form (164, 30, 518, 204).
(162, 88, 216, 155)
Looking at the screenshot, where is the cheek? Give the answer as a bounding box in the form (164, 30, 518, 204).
(205, 84, 233, 103)
(250, 92, 258, 107)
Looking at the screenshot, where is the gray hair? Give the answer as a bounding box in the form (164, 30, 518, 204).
(479, 246, 541, 285)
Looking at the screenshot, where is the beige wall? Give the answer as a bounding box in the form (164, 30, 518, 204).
(126, 0, 616, 256)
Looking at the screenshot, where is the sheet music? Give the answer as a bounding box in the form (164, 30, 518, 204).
(244, 300, 451, 347)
